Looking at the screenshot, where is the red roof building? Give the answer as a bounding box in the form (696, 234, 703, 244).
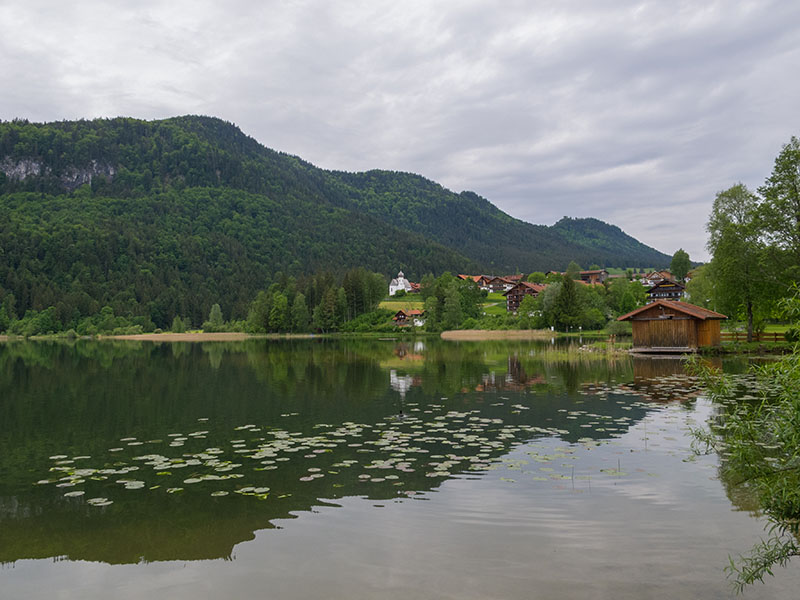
(503, 281, 546, 313)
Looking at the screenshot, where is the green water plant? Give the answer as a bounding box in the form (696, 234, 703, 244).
(689, 288, 800, 592)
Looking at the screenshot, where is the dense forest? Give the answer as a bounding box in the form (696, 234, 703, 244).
(0, 115, 671, 327)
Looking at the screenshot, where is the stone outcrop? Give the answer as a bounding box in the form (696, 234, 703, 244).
(1, 157, 116, 191)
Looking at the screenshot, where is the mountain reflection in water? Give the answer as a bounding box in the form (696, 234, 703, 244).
(0, 339, 708, 565)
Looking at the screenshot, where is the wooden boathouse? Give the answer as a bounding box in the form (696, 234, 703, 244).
(617, 300, 726, 353)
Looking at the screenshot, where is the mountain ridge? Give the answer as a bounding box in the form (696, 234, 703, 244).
(0, 115, 671, 325)
(0, 115, 669, 267)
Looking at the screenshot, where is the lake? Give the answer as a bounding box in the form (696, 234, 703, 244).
(0, 338, 796, 599)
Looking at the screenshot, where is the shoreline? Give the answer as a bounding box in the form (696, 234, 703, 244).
(440, 329, 553, 341)
(106, 332, 251, 342)
(104, 332, 320, 342)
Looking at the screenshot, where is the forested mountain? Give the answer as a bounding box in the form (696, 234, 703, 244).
(0, 116, 669, 326)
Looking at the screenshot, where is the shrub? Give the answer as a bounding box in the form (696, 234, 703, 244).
(605, 320, 632, 335)
(784, 328, 800, 343)
(461, 317, 479, 329)
(171, 316, 186, 333)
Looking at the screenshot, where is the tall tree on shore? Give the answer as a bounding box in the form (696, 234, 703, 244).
(423, 295, 441, 331)
(706, 184, 773, 341)
(442, 284, 464, 330)
(554, 274, 582, 331)
(203, 303, 224, 332)
(269, 293, 290, 331)
(758, 135, 800, 282)
(670, 248, 691, 282)
(291, 293, 309, 332)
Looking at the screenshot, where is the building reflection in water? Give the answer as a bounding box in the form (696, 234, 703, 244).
(388, 353, 546, 398)
(389, 369, 419, 398)
(476, 355, 545, 392)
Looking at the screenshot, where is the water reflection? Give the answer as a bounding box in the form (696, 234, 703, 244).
(0, 339, 710, 567)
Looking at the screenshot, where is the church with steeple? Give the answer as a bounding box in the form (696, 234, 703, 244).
(389, 271, 413, 296)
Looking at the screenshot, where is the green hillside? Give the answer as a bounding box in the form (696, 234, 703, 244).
(328, 170, 669, 269)
(0, 116, 670, 326)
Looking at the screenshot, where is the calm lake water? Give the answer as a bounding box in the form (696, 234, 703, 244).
(0, 338, 796, 599)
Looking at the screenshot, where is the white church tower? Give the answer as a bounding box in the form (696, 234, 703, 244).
(389, 271, 413, 296)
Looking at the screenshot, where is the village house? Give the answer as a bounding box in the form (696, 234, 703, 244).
(486, 276, 517, 293)
(503, 281, 546, 313)
(638, 270, 673, 287)
(392, 309, 425, 327)
(459, 274, 521, 292)
(545, 269, 609, 284)
(457, 274, 493, 290)
(646, 280, 685, 301)
(617, 300, 726, 353)
(578, 269, 608, 284)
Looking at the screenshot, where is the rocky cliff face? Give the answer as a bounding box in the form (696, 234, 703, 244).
(0, 158, 116, 191)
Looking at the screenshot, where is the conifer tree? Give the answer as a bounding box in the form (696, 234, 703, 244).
(291, 293, 309, 332)
(554, 274, 581, 331)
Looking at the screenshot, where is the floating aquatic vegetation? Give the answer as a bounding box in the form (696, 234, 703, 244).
(87, 497, 113, 507)
(32, 371, 710, 510)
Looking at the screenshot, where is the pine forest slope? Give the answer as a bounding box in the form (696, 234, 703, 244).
(0, 116, 670, 324)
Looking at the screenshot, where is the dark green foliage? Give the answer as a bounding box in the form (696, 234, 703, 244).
(4, 304, 154, 337)
(527, 271, 546, 283)
(554, 274, 582, 331)
(551, 217, 670, 268)
(0, 188, 468, 329)
(442, 285, 464, 330)
(565, 261, 582, 280)
(685, 265, 715, 310)
(604, 320, 632, 336)
(517, 295, 537, 329)
(544, 271, 563, 284)
(758, 136, 800, 273)
(291, 293, 310, 332)
(670, 248, 691, 281)
(171, 315, 186, 333)
(424, 296, 441, 331)
(203, 304, 224, 332)
(706, 184, 777, 341)
(690, 291, 800, 590)
(333, 172, 671, 270)
(246, 291, 271, 333)
(269, 294, 290, 332)
(606, 277, 646, 315)
(340, 309, 394, 333)
(0, 117, 672, 331)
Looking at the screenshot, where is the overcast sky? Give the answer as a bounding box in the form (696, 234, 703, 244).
(2, 0, 799, 261)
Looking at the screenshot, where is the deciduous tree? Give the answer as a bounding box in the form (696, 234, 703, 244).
(670, 248, 691, 282)
(758, 136, 800, 276)
(706, 184, 774, 341)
